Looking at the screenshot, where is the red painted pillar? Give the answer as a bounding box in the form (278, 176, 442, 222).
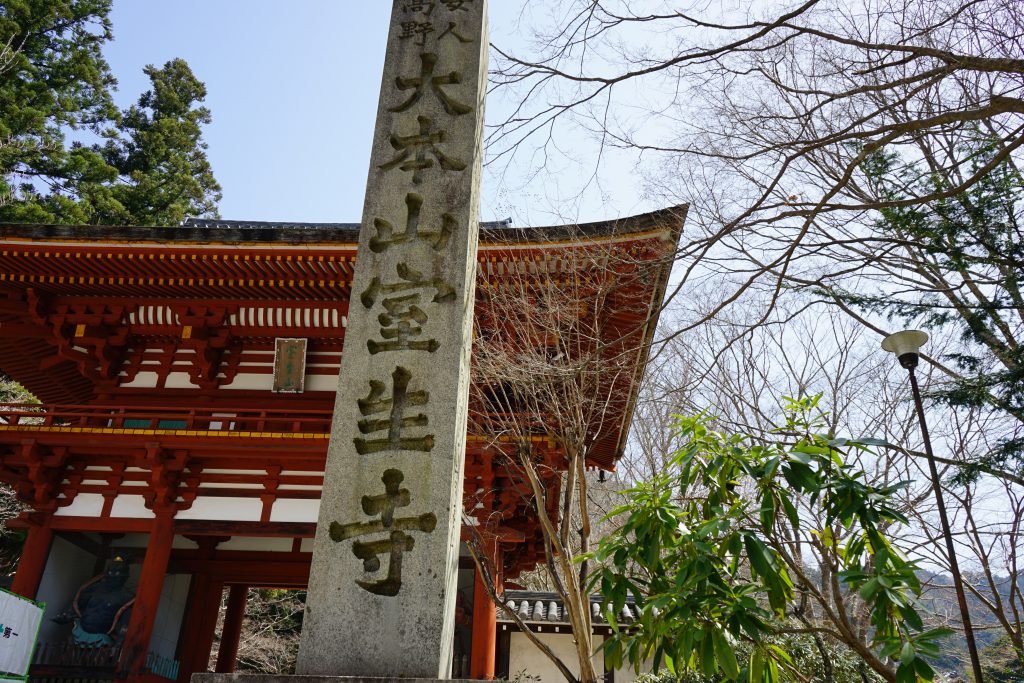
(214, 585, 248, 673)
(10, 521, 53, 600)
(176, 575, 224, 682)
(470, 541, 500, 680)
(120, 510, 174, 682)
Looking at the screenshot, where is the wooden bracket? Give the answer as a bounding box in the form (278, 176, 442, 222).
(140, 444, 190, 513)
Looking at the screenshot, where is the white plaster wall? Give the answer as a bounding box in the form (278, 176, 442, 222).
(175, 497, 262, 521)
(616, 658, 656, 683)
(617, 664, 655, 683)
(217, 536, 293, 552)
(149, 573, 191, 660)
(164, 372, 198, 389)
(302, 375, 339, 392)
(269, 498, 320, 523)
(197, 483, 264, 491)
(507, 632, 654, 683)
(54, 493, 105, 517)
(108, 368, 337, 393)
(508, 631, 604, 681)
(220, 373, 272, 391)
(35, 536, 97, 643)
(216, 371, 338, 393)
(119, 371, 158, 388)
(110, 495, 155, 519)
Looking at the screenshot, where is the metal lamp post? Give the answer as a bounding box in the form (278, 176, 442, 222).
(881, 330, 984, 683)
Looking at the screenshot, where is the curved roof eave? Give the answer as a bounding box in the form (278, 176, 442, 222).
(602, 204, 687, 469)
(0, 205, 687, 248)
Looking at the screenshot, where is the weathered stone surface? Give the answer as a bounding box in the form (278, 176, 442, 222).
(296, 0, 488, 678)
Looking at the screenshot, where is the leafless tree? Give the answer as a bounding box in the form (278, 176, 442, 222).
(463, 228, 669, 683)
(491, 0, 1023, 241)
(950, 476, 1024, 662)
(624, 294, 1024, 673)
(488, 0, 1024, 465)
(203, 588, 306, 675)
(234, 589, 304, 674)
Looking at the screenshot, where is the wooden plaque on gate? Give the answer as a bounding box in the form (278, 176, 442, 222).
(273, 338, 307, 393)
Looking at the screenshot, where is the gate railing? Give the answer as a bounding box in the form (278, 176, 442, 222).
(0, 403, 332, 436)
(28, 640, 180, 682)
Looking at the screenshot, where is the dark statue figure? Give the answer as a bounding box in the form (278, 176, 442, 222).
(453, 590, 471, 659)
(53, 557, 135, 648)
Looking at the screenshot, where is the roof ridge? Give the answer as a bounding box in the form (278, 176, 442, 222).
(181, 217, 514, 230)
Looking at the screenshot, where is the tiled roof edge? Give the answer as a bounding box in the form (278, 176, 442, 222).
(498, 590, 642, 625)
(0, 206, 686, 245)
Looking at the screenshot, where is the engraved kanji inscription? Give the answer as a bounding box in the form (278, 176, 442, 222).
(399, 20, 434, 46)
(402, 1, 435, 14)
(361, 262, 456, 309)
(390, 53, 472, 116)
(368, 294, 440, 355)
(354, 366, 434, 454)
(298, 0, 486, 667)
(371, 193, 453, 253)
(379, 115, 467, 184)
(438, 22, 472, 44)
(440, 0, 473, 10)
(329, 468, 437, 596)
(402, 1, 473, 15)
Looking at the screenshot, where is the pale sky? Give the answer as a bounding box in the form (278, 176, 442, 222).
(92, 2, 1016, 579)
(104, 1, 650, 227)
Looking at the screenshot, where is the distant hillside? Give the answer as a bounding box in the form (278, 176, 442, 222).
(915, 569, 1023, 674)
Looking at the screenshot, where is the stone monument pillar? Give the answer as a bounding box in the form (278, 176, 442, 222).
(296, 0, 487, 678)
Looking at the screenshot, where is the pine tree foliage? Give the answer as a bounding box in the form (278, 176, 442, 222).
(826, 141, 1024, 480)
(95, 58, 221, 225)
(0, 0, 221, 225)
(0, 0, 118, 223)
(0, 375, 31, 578)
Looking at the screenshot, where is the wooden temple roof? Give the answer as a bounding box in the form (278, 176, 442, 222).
(0, 207, 684, 468)
(0, 206, 684, 577)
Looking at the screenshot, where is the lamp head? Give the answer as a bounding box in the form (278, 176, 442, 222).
(881, 329, 929, 369)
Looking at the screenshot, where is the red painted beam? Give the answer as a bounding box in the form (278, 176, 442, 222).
(167, 558, 310, 586)
(173, 520, 315, 537)
(10, 522, 52, 599)
(47, 516, 153, 533)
